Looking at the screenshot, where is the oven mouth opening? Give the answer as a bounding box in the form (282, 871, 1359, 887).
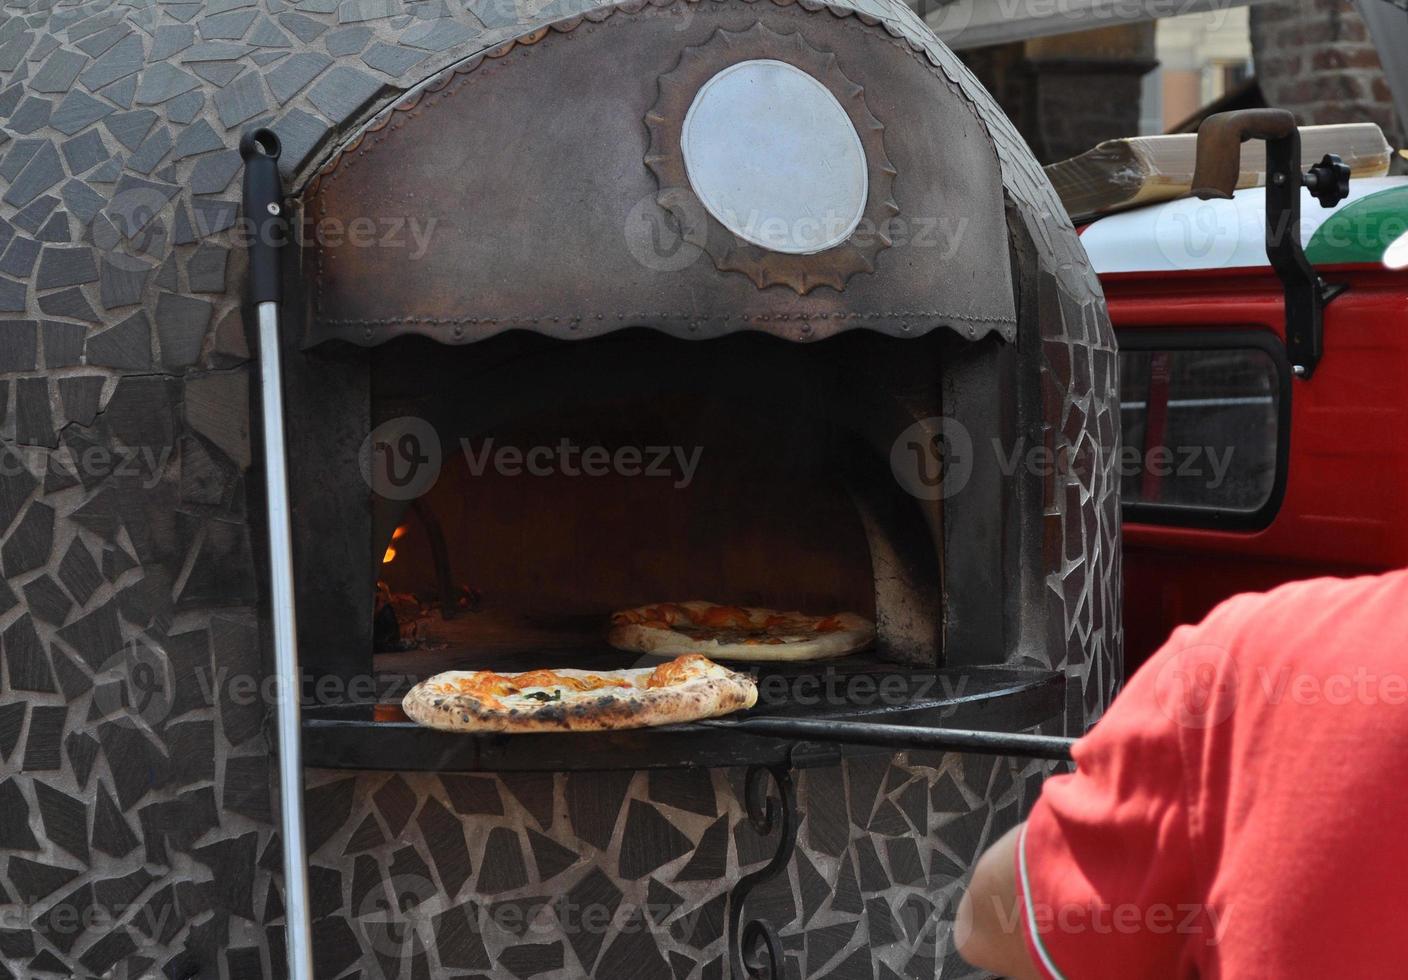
(366, 328, 943, 688)
(295, 327, 1070, 772)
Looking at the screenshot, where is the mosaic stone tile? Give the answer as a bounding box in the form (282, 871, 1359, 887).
(3, 613, 53, 691)
(417, 795, 474, 896)
(305, 776, 359, 853)
(189, 148, 242, 195)
(9, 96, 54, 135)
(49, 90, 112, 133)
(499, 940, 563, 978)
(29, 949, 71, 975)
(0, 319, 36, 371)
(439, 773, 504, 816)
(561, 866, 622, 970)
(370, 774, 415, 834)
(311, 915, 362, 979)
(348, 852, 383, 915)
(56, 597, 122, 670)
(477, 825, 528, 894)
(342, 812, 385, 853)
(3, 500, 54, 577)
(868, 798, 909, 837)
(679, 891, 726, 949)
(567, 770, 631, 851)
(7, 855, 80, 902)
(104, 108, 156, 150)
(433, 901, 493, 971)
(386, 843, 435, 910)
(63, 730, 98, 787)
(672, 813, 726, 882)
(362, 41, 425, 76)
(306, 64, 382, 125)
(597, 906, 672, 979)
(94, 866, 156, 912)
(97, 722, 166, 809)
(0, 929, 34, 958)
(668, 950, 693, 980)
(323, 25, 373, 56)
(214, 70, 268, 128)
(281, 13, 330, 44)
(0, 701, 24, 762)
(526, 827, 578, 882)
(39, 881, 95, 953)
(42, 320, 84, 368)
(647, 767, 716, 818)
(59, 129, 107, 174)
(618, 799, 692, 880)
(22, 576, 71, 626)
(36, 244, 96, 289)
(0, 778, 39, 850)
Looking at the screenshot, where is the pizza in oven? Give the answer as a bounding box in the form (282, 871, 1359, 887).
(401, 654, 757, 733)
(609, 601, 874, 662)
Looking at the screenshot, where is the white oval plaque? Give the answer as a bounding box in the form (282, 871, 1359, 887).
(681, 59, 869, 255)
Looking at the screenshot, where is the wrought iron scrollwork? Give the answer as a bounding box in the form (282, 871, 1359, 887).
(727, 762, 798, 979)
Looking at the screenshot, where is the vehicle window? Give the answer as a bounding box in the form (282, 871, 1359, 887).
(1119, 345, 1282, 520)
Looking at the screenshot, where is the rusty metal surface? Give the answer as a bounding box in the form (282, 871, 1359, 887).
(303, 0, 1017, 347)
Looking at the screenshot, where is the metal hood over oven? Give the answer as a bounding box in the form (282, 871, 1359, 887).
(301, 9, 1018, 348)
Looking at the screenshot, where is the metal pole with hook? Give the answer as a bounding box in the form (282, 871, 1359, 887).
(241, 127, 315, 980)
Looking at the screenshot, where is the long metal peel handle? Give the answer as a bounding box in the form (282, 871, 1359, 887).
(242, 128, 314, 980)
(702, 717, 1077, 762)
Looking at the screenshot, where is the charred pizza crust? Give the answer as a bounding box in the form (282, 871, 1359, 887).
(609, 601, 874, 662)
(402, 654, 757, 733)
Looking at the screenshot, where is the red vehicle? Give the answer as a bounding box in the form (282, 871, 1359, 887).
(1078, 122, 1408, 675)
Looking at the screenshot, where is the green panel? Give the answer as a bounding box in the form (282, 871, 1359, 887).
(1306, 185, 1408, 266)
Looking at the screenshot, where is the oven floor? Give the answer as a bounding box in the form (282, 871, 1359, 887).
(373, 608, 901, 685)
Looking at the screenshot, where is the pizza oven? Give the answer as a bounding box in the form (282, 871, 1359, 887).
(0, 0, 1123, 974)
(284, 23, 1081, 730)
(262, 0, 1119, 974)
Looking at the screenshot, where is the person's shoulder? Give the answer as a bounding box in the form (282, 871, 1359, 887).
(1192, 568, 1408, 661)
(1204, 568, 1407, 621)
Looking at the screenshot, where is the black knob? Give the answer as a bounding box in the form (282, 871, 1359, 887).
(1304, 153, 1350, 208)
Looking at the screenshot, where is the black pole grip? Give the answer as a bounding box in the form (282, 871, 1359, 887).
(240, 128, 284, 305)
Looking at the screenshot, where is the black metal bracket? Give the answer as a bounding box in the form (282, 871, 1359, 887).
(718, 719, 1073, 977)
(727, 759, 799, 980)
(1192, 110, 1351, 380)
(1265, 137, 1349, 379)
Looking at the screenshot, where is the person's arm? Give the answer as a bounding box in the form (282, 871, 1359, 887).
(953, 618, 1231, 979)
(956, 822, 1044, 980)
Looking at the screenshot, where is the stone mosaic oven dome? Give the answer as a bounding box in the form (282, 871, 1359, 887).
(0, 0, 1119, 977)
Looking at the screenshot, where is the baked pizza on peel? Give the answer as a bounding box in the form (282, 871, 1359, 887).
(609, 601, 874, 662)
(402, 654, 756, 733)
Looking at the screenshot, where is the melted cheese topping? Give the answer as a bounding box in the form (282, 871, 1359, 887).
(614, 602, 853, 639)
(429, 655, 721, 709)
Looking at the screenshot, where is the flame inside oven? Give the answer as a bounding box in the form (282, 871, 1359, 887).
(382, 524, 408, 565)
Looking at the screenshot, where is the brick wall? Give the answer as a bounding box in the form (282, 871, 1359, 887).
(960, 25, 1158, 164)
(1251, 0, 1404, 147)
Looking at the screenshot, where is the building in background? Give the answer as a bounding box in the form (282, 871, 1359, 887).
(1147, 7, 1254, 134)
(944, 0, 1402, 164)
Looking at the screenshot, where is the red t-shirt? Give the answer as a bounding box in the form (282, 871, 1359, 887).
(1018, 569, 1408, 979)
